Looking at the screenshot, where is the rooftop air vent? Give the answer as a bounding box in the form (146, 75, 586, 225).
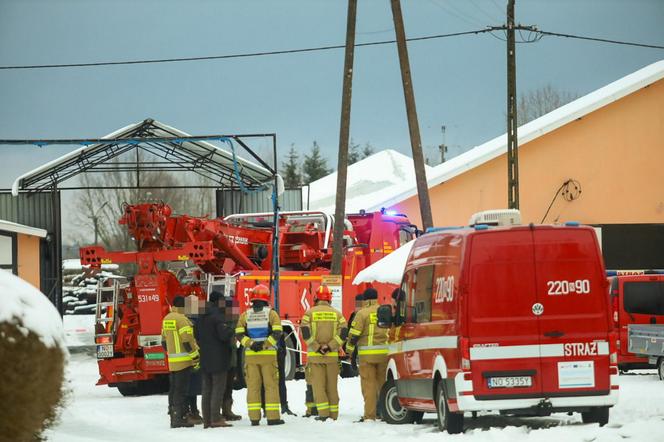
(468, 209, 521, 227)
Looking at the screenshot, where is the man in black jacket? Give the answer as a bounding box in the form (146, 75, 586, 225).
(195, 291, 236, 428)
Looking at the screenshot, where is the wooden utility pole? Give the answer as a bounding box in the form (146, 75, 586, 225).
(506, 0, 519, 209)
(390, 0, 433, 230)
(331, 0, 357, 275)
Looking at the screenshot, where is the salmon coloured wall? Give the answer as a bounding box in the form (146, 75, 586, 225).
(17, 233, 41, 289)
(394, 78, 664, 228)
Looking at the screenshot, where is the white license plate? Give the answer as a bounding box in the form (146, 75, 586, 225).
(488, 376, 532, 388)
(96, 344, 114, 359)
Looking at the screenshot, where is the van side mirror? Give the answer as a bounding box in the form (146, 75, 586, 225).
(377, 305, 393, 328)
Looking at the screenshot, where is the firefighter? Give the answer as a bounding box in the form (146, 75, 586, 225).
(162, 295, 200, 428)
(346, 287, 389, 422)
(235, 284, 285, 426)
(301, 285, 348, 421)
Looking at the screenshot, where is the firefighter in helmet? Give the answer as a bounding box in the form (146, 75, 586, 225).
(235, 284, 285, 426)
(162, 295, 200, 428)
(301, 284, 348, 421)
(346, 287, 389, 422)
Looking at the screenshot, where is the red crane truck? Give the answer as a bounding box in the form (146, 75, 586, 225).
(377, 218, 618, 433)
(80, 202, 415, 395)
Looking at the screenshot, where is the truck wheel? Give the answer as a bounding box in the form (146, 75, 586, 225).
(283, 338, 297, 381)
(435, 382, 464, 434)
(379, 378, 417, 424)
(116, 382, 139, 396)
(581, 407, 609, 426)
(658, 358, 664, 381)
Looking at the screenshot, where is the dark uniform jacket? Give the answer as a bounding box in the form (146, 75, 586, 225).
(195, 306, 235, 374)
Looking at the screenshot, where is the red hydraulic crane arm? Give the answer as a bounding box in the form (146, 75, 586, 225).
(79, 242, 215, 271)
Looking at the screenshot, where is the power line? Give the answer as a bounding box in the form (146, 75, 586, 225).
(0, 28, 492, 71)
(538, 30, 664, 50)
(0, 26, 661, 72)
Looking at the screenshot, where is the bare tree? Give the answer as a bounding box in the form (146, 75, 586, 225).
(517, 84, 579, 126)
(71, 150, 216, 249)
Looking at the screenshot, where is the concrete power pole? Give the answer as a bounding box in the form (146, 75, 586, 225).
(506, 0, 520, 209)
(391, 0, 434, 230)
(331, 0, 357, 276)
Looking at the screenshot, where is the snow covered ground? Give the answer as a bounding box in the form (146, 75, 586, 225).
(47, 354, 664, 442)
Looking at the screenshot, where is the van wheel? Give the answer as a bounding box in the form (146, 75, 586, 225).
(657, 358, 664, 380)
(282, 337, 297, 381)
(581, 407, 609, 427)
(435, 382, 464, 434)
(379, 378, 417, 424)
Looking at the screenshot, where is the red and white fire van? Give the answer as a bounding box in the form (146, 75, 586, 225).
(609, 272, 664, 371)
(378, 217, 618, 433)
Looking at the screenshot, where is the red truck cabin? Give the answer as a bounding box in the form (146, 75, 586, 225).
(385, 223, 618, 430)
(610, 274, 664, 370)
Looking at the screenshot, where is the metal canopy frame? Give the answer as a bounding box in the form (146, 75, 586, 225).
(3, 119, 277, 194)
(0, 118, 282, 314)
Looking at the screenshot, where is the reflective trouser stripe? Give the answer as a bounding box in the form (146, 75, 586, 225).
(316, 402, 329, 410)
(245, 350, 277, 356)
(247, 402, 262, 411)
(358, 345, 388, 355)
(329, 405, 339, 412)
(265, 403, 280, 411)
(308, 352, 339, 357)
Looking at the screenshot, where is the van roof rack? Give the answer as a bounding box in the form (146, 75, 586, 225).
(469, 209, 521, 227)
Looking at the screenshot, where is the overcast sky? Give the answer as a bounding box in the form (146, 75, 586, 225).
(0, 0, 663, 190)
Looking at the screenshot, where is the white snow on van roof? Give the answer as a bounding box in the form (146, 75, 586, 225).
(304, 149, 433, 214)
(353, 240, 414, 285)
(364, 59, 664, 212)
(0, 269, 66, 351)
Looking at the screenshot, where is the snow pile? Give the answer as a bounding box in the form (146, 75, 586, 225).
(353, 240, 414, 285)
(0, 269, 66, 350)
(63, 260, 122, 315)
(304, 150, 433, 214)
(47, 355, 664, 441)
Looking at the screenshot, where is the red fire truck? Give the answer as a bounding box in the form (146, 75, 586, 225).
(80, 202, 415, 395)
(377, 217, 618, 433)
(607, 271, 664, 371)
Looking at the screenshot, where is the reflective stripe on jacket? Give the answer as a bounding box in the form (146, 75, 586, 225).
(347, 300, 389, 361)
(235, 308, 282, 360)
(161, 310, 200, 372)
(301, 301, 347, 364)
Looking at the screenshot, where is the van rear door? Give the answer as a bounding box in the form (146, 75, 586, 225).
(467, 229, 543, 398)
(533, 226, 611, 395)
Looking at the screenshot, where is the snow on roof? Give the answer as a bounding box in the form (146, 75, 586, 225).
(353, 240, 414, 285)
(305, 149, 433, 213)
(0, 219, 47, 238)
(365, 59, 664, 212)
(11, 119, 273, 196)
(0, 269, 66, 351)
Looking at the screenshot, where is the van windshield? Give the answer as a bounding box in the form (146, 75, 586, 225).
(624, 281, 664, 315)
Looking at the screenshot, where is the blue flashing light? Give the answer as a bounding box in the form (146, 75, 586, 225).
(474, 224, 490, 231)
(565, 221, 580, 226)
(384, 210, 399, 216)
